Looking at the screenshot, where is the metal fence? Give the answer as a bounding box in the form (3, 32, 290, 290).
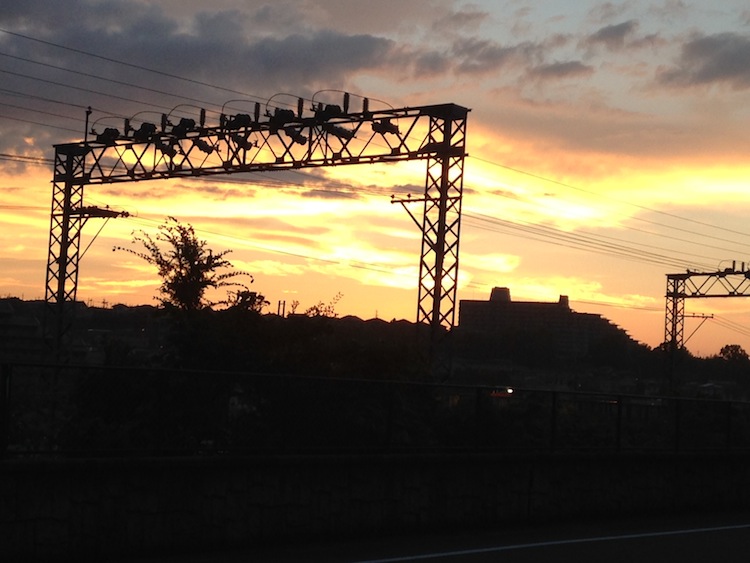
(2, 361, 750, 457)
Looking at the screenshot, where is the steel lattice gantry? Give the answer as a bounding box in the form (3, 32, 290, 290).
(664, 263, 750, 350)
(45, 100, 470, 353)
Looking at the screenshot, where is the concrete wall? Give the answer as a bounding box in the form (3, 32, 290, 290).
(3, 452, 750, 562)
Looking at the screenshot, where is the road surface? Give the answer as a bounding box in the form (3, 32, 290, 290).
(118, 510, 750, 562)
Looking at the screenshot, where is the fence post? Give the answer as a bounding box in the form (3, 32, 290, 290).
(726, 401, 733, 450)
(384, 383, 395, 450)
(550, 391, 558, 451)
(0, 363, 11, 458)
(674, 398, 682, 452)
(615, 396, 623, 451)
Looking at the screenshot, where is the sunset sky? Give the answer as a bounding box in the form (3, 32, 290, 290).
(2, 1, 750, 356)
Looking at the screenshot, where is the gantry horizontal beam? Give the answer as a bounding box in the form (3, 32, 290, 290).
(667, 267, 750, 299)
(57, 103, 469, 186)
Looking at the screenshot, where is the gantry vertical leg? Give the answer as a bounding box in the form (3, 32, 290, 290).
(44, 146, 89, 352)
(664, 274, 686, 393)
(417, 106, 468, 376)
(665, 275, 686, 352)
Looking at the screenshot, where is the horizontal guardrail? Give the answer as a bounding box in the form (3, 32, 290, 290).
(2, 361, 749, 458)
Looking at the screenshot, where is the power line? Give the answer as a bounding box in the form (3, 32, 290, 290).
(711, 316, 750, 339)
(120, 214, 416, 283)
(0, 100, 81, 123)
(471, 155, 750, 241)
(483, 181, 750, 257)
(462, 210, 713, 271)
(0, 67, 175, 116)
(0, 152, 52, 165)
(0, 112, 80, 133)
(0, 27, 268, 104)
(0, 51, 225, 117)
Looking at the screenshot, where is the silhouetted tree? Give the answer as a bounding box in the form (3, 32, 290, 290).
(225, 289, 269, 313)
(719, 344, 750, 363)
(115, 217, 252, 311)
(304, 292, 343, 317)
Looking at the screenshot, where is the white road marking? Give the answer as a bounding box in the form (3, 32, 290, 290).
(353, 523, 750, 562)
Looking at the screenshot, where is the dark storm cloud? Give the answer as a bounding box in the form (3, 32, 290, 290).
(248, 31, 393, 85)
(585, 20, 639, 51)
(397, 34, 550, 79)
(449, 38, 541, 74)
(528, 61, 594, 80)
(0, 0, 392, 89)
(658, 32, 750, 90)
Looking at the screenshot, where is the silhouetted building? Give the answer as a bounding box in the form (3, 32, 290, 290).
(458, 287, 637, 360)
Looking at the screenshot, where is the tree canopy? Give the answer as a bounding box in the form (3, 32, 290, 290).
(115, 217, 258, 311)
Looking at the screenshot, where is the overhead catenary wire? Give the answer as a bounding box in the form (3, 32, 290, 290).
(119, 213, 418, 283)
(0, 27, 269, 107)
(472, 155, 750, 242)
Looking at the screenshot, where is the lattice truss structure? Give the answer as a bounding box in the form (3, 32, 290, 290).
(45, 99, 470, 347)
(665, 263, 750, 349)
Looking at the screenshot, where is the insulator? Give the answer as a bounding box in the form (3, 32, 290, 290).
(133, 122, 157, 142)
(232, 133, 255, 150)
(316, 104, 342, 121)
(193, 139, 214, 154)
(95, 128, 120, 145)
(283, 126, 308, 145)
(226, 114, 252, 130)
(343, 92, 350, 113)
(372, 119, 399, 135)
(323, 123, 354, 140)
(172, 118, 196, 137)
(156, 141, 177, 157)
(269, 108, 296, 130)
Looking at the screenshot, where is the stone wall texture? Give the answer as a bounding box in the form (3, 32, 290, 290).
(2, 452, 750, 562)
